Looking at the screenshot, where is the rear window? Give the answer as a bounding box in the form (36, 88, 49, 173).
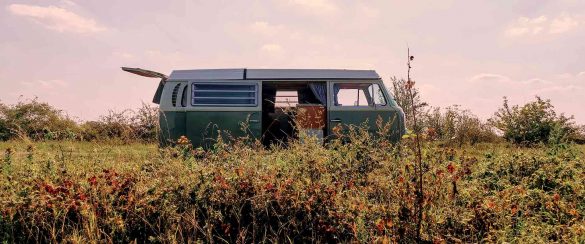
(191, 83, 257, 106)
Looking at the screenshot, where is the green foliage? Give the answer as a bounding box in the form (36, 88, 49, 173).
(390, 78, 498, 147)
(0, 100, 159, 143)
(422, 105, 499, 146)
(0, 131, 583, 243)
(79, 103, 159, 143)
(0, 103, 10, 141)
(490, 97, 575, 146)
(390, 76, 428, 130)
(0, 98, 78, 141)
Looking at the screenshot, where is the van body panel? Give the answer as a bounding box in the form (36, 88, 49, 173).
(247, 69, 380, 80)
(159, 110, 186, 146)
(327, 80, 404, 142)
(168, 69, 245, 81)
(185, 111, 261, 148)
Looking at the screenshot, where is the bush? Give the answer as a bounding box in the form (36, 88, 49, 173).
(132, 103, 159, 142)
(0, 103, 9, 141)
(79, 103, 159, 143)
(421, 106, 499, 146)
(0, 100, 159, 143)
(489, 97, 575, 146)
(0, 99, 79, 140)
(569, 125, 585, 144)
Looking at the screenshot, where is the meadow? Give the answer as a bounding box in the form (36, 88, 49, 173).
(1, 131, 584, 243)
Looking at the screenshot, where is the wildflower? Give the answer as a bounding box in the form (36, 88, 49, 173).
(545, 201, 554, 210)
(447, 163, 456, 174)
(375, 219, 384, 233)
(264, 182, 274, 191)
(511, 204, 518, 215)
(405, 79, 415, 89)
(43, 183, 58, 195)
(88, 176, 97, 186)
(76, 193, 87, 201)
(177, 135, 190, 145)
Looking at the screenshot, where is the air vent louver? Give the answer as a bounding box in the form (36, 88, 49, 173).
(171, 83, 181, 107)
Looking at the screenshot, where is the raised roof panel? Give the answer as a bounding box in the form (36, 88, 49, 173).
(247, 69, 380, 80)
(168, 69, 244, 81)
(167, 69, 380, 81)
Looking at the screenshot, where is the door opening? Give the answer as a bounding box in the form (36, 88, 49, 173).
(261, 81, 327, 147)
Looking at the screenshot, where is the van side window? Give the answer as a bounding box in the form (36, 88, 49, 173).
(192, 83, 257, 106)
(334, 83, 386, 107)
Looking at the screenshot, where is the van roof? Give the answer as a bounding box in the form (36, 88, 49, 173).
(167, 69, 380, 81)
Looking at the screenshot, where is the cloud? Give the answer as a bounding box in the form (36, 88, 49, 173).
(469, 73, 512, 83)
(285, 0, 339, 16)
(522, 78, 551, 85)
(533, 85, 584, 94)
(506, 16, 548, 36)
(549, 13, 581, 34)
(22, 79, 68, 89)
(260, 43, 285, 54)
(505, 13, 582, 37)
(249, 21, 285, 36)
(7, 4, 106, 33)
(58, 0, 77, 7)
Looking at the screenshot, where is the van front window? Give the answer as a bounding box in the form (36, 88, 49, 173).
(191, 83, 257, 106)
(333, 83, 386, 107)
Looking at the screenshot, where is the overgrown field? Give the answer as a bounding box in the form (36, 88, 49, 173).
(1, 134, 584, 242)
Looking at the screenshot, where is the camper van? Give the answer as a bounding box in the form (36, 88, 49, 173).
(122, 68, 406, 147)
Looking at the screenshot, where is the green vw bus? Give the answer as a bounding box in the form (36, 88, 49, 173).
(123, 68, 406, 147)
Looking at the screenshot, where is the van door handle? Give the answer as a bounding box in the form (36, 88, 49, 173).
(330, 119, 342, 122)
(249, 119, 260, 123)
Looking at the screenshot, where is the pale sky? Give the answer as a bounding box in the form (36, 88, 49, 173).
(1, 0, 584, 124)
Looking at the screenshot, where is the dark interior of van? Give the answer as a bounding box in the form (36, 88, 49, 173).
(261, 81, 327, 146)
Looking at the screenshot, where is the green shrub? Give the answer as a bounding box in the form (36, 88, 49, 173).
(390, 76, 428, 130)
(79, 103, 159, 143)
(421, 106, 499, 146)
(0, 103, 10, 141)
(0, 99, 79, 140)
(0, 100, 159, 143)
(489, 97, 575, 146)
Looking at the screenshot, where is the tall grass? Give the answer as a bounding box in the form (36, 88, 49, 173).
(1, 125, 583, 242)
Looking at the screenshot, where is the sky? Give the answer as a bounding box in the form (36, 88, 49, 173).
(1, 0, 584, 124)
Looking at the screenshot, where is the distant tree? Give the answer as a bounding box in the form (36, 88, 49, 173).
(489, 96, 575, 145)
(390, 76, 428, 130)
